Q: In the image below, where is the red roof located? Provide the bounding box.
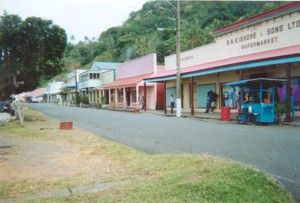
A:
[146,45,300,80]
[26,88,46,97]
[216,2,300,34]
[104,73,152,89]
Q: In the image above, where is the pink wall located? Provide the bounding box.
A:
[116,53,157,80]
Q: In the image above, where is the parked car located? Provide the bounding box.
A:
[31,97,43,103]
[0,100,15,116]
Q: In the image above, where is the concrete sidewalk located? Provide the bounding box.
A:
[144,109,300,126]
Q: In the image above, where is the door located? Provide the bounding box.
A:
[166,87,176,107]
[196,84,216,108]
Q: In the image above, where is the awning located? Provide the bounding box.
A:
[225,78,287,87]
[103,73,152,89]
[63,85,77,89]
[145,45,300,82]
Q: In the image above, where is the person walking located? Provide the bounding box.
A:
[170,94,175,113]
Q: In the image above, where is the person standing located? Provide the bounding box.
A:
[210,91,217,112]
[170,94,175,113]
[205,91,212,113]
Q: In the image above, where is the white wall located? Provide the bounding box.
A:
[46,81,64,94]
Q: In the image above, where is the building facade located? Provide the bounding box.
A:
[85,62,119,106]
[145,2,300,117]
[104,54,164,110]
[62,69,86,104]
[46,81,64,103]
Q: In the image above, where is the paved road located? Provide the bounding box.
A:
[29,103,300,201]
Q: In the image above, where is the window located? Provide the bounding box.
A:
[220,84,240,108]
[166,87,176,107]
[277,77,300,111]
[196,84,216,108]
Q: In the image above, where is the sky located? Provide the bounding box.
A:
[0,0,148,42]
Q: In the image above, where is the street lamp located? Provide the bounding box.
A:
[158,0,181,117]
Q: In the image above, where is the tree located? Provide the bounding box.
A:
[0,13,67,98]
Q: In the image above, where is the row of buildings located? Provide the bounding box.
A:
[44,54,164,110]
[26,3,300,116]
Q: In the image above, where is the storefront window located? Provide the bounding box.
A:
[196,84,216,108]
[220,84,240,108]
[277,77,300,111]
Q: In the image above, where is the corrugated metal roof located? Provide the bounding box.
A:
[91,62,120,71]
[145,45,300,81]
[25,88,46,97]
[215,2,300,36]
[103,73,152,89]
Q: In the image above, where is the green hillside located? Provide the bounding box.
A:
[63,1,288,72]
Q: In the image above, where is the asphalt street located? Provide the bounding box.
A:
[29,103,300,201]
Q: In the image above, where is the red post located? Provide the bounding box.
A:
[239,69,244,80]
[164,81,167,114]
[190,77,194,116]
[286,63,292,122]
[144,82,147,111]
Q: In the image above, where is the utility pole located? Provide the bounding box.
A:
[175,0,181,117]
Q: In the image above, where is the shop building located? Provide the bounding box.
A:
[85,62,119,107]
[45,81,64,103]
[145,2,300,117]
[104,54,164,110]
[62,69,86,104]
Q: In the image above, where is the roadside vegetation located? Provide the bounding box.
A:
[0,108,294,202]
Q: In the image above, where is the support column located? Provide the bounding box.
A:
[102,90,105,104]
[123,87,126,109]
[190,77,194,116]
[239,70,244,106]
[164,81,167,114]
[144,82,147,111]
[108,89,111,108]
[239,69,244,80]
[114,88,118,109]
[88,89,91,104]
[136,85,139,108]
[286,63,292,122]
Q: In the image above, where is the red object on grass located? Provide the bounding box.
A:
[59,122,73,130]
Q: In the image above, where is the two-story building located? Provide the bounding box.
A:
[78,62,119,106]
[103,54,164,110]
[145,2,300,117]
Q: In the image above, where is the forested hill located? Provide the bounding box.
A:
[63,1,287,72]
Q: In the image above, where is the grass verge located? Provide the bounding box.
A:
[0,108,295,202]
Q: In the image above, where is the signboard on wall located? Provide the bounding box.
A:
[165,11,300,71]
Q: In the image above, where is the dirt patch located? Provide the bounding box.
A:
[0,120,120,184]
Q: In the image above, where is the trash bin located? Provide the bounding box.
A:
[221,107,231,121]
